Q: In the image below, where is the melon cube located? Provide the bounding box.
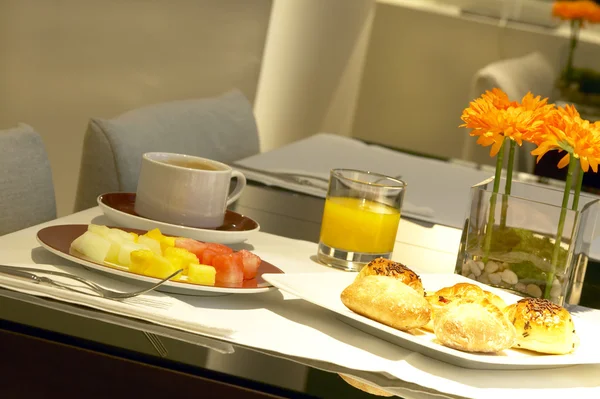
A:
[118,242,150,266]
[110,228,135,242]
[88,224,111,237]
[103,229,133,264]
[71,231,111,263]
[138,235,162,256]
[187,264,216,286]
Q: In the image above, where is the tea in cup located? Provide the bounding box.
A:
[134,152,246,228]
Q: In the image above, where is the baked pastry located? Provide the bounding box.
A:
[434,283,507,310]
[422,283,507,332]
[341,275,432,331]
[433,297,516,353]
[357,258,424,295]
[503,298,579,354]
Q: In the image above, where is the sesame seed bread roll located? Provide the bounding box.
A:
[357,258,424,295]
[341,275,432,331]
[503,298,579,355]
[433,297,517,353]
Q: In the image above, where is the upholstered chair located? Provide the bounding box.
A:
[74,89,260,211]
[0,124,57,235]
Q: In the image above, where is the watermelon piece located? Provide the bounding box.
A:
[212,253,244,285]
[238,249,261,280]
[201,249,218,265]
[201,244,233,265]
[175,238,208,260]
[205,243,233,255]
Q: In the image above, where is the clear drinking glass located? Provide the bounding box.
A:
[317,169,406,271]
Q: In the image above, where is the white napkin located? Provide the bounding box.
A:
[0,262,235,339]
[235,133,495,227]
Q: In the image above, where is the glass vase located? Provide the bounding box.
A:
[455,177,600,306]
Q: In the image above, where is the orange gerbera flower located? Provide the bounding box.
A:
[553,1,600,23]
[531,105,600,172]
[460,89,553,157]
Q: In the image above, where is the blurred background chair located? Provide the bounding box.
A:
[0,124,56,235]
[461,52,556,174]
[74,89,261,211]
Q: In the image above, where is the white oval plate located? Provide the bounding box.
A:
[37,224,282,296]
[262,272,600,370]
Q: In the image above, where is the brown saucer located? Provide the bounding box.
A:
[99,192,258,231]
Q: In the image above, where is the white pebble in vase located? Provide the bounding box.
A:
[515,282,527,292]
[468,273,476,280]
[478,272,490,284]
[485,261,499,274]
[501,269,518,285]
[471,265,482,277]
[550,283,562,298]
[461,262,471,276]
[526,284,543,298]
[475,261,485,271]
[489,272,502,285]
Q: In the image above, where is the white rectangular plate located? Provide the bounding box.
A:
[262,272,600,370]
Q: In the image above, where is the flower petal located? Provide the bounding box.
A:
[558,153,571,169]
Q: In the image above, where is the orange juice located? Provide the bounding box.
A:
[319,197,401,253]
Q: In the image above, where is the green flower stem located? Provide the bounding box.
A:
[572,168,584,211]
[545,156,577,299]
[482,138,506,263]
[500,139,516,228]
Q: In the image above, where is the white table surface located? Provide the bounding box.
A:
[2,207,597,399]
[0,207,462,399]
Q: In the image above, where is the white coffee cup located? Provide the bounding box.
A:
[134,152,246,228]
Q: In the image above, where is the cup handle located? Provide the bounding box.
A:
[226,170,247,205]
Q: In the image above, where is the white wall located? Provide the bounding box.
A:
[0,0,272,216]
[254,0,375,151]
[350,2,600,161]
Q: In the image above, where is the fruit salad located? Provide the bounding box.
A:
[70,224,262,287]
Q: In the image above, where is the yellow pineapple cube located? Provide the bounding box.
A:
[160,235,176,252]
[187,264,216,286]
[143,228,176,253]
[129,249,155,275]
[164,247,199,274]
[144,254,180,280]
[145,228,163,241]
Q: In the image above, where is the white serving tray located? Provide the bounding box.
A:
[262,272,600,370]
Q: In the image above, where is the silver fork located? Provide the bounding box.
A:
[0,266,183,300]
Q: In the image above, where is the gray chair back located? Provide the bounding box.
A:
[74,89,260,211]
[0,124,57,235]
